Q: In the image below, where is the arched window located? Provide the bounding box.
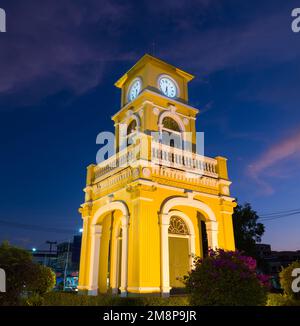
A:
[162,117,181,132]
[127,119,137,135]
[126,119,137,147]
[161,117,182,149]
[168,216,189,235]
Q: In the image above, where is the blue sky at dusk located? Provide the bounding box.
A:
[0,0,300,251]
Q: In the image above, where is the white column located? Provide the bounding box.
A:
[88,224,102,295]
[119,215,129,297]
[111,224,119,295]
[160,213,171,297]
[206,221,218,250]
[78,216,89,291]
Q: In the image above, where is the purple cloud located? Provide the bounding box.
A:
[247,129,300,194]
[0,0,134,104]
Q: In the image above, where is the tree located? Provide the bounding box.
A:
[0,242,55,305]
[233,203,265,259]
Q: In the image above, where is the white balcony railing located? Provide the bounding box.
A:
[94,141,218,181]
[151,142,218,178]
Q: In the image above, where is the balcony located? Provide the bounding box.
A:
[93,138,219,182]
[86,137,232,198]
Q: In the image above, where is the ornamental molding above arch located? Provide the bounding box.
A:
[167,210,195,236]
[91,201,129,226]
[160,196,217,222]
[123,113,141,132]
[158,110,185,132]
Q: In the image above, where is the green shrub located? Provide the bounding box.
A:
[183,249,267,306]
[21,293,45,306]
[40,292,189,306]
[28,265,56,295]
[266,293,300,306]
[279,261,300,300]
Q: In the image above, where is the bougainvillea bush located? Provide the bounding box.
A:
[183,249,269,306]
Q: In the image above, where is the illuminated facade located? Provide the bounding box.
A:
[78,54,236,296]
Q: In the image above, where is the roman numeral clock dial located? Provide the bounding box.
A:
[128,78,142,102]
[159,76,177,98]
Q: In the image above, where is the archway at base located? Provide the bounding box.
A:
[168,212,192,291]
[88,201,129,296]
[160,197,218,296]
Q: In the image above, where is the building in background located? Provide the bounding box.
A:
[31,249,57,269]
[56,235,81,273]
[256,243,300,290]
[31,234,82,291]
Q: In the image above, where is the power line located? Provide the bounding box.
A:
[259,208,300,217]
[258,211,300,222]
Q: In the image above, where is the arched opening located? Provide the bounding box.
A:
[87,201,129,296]
[162,117,181,132]
[127,119,137,135]
[168,215,190,293]
[160,197,218,296]
[200,220,209,257]
[98,213,113,293]
[127,119,138,147]
[161,117,182,149]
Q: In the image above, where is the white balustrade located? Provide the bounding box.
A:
[94,140,218,182]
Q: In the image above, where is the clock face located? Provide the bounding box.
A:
[128,78,142,102]
[159,77,177,98]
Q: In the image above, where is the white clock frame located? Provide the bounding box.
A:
[127,77,142,102]
[157,74,179,99]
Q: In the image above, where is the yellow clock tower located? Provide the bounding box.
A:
[78,54,236,296]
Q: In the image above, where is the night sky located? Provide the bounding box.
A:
[0,0,300,251]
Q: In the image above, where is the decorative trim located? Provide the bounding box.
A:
[91,201,129,225]
[142,167,151,178]
[141,180,235,201]
[158,110,185,132]
[153,107,160,115]
[161,197,217,222]
[126,109,133,117]
[132,197,154,202]
[220,211,233,215]
[167,210,195,236]
[127,287,161,292]
[111,91,198,122]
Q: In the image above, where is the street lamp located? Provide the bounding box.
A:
[32,248,37,252]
